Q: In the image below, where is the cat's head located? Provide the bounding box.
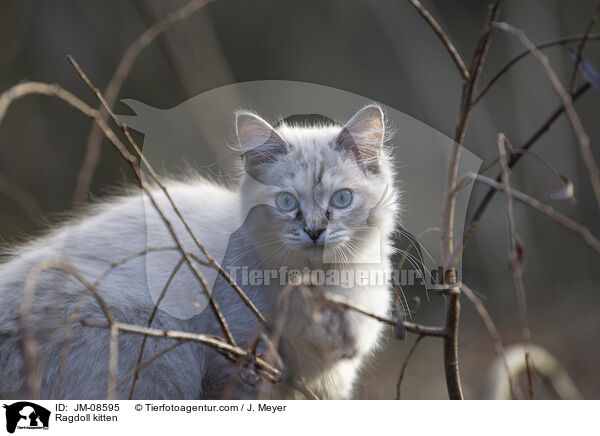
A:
[236,105,398,266]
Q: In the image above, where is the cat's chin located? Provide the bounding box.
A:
[301,243,325,251]
[287,242,326,260]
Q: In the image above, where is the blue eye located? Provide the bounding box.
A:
[276,192,298,211]
[331,189,352,208]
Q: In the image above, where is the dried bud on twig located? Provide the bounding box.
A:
[394,309,406,340]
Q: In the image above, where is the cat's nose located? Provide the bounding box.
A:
[304,227,325,242]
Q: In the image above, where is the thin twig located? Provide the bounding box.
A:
[116,340,186,392]
[495,22,600,209]
[442,270,463,400]
[67,56,238,346]
[81,320,281,382]
[107,324,119,400]
[68,56,270,332]
[461,283,522,399]
[290,378,320,400]
[497,134,529,334]
[322,293,447,337]
[53,246,178,398]
[439,0,503,401]
[443,0,502,262]
[472,33,600,106]
[73,0,215,206]
[497,133,532,397]
[0,78,277,392]
[0,82,97,124]
[395,334,425,400]
[469,173,600,253]
[525,351,535,399]
[20,259,117,398]
[406,0,469,81]
[393,226,440,317]
[569,3,600,94]
[460,83,591,260]
[447,139,573,204]
[129,257,186,399]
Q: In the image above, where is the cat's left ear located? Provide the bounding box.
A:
[236,112,288,164]
[334,105,384,173]
[236,111,289,182]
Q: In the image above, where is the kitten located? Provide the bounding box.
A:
[0,104,398,399]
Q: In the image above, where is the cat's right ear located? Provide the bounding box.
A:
[236,112,289,176]
[334,105,385,174]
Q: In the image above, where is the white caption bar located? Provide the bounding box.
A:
[0,400,596,435]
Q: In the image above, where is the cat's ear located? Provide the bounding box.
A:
[334,105,384,173]
[236,112,289,174]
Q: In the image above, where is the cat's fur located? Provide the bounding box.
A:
[0,105,398,399]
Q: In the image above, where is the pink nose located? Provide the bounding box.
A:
[304,227,325,242]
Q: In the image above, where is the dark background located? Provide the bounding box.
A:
[1,0,599,398]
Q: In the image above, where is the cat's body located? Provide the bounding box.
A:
[0,105,398,399]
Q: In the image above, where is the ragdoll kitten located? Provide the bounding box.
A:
[0,104,398,399]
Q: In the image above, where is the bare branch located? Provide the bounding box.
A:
[442,271,463,400]
[460,83,591,258]
[497,134,530,335]
[395,334,425,400]
[116,340,185,392]
[442,0,502,263]
[289,378,320,400]
[472,33,600,106]
[21,259,117,398]
[497,133,532,397]
[525,351,535,399]
[67,55,270,333]
[81,320,281,382]
[73,0,216,206]
[54,246,178,398]
[461,283,522,399]
[0,81,243,352]
[494,22,600,208]
[322,293,448,338]
[0,82,97,124]
[569,3,600,94]
[107,324,119,400]
[0,76,277,393]
[129,257,186,399]
[67,56,239,345]
[470,173,600,253]
[406,0,469,81]
[439,0,503,401]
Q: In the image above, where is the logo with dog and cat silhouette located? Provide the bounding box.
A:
[2,402,50,434]
[117,82,481,320]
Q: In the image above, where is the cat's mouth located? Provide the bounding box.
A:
[291,235,346,249]
[281,233,347,255]
[297,243,326,261]
[284,238,327,252]
[302,241,325,250]
[297,238,346,254]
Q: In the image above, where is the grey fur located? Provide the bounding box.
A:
[0,105,398,399]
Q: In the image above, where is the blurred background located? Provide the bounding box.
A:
[0,0,598,399]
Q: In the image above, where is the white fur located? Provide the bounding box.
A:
[0,105,399,399]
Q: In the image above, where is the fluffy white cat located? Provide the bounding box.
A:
[0,104,398,399]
